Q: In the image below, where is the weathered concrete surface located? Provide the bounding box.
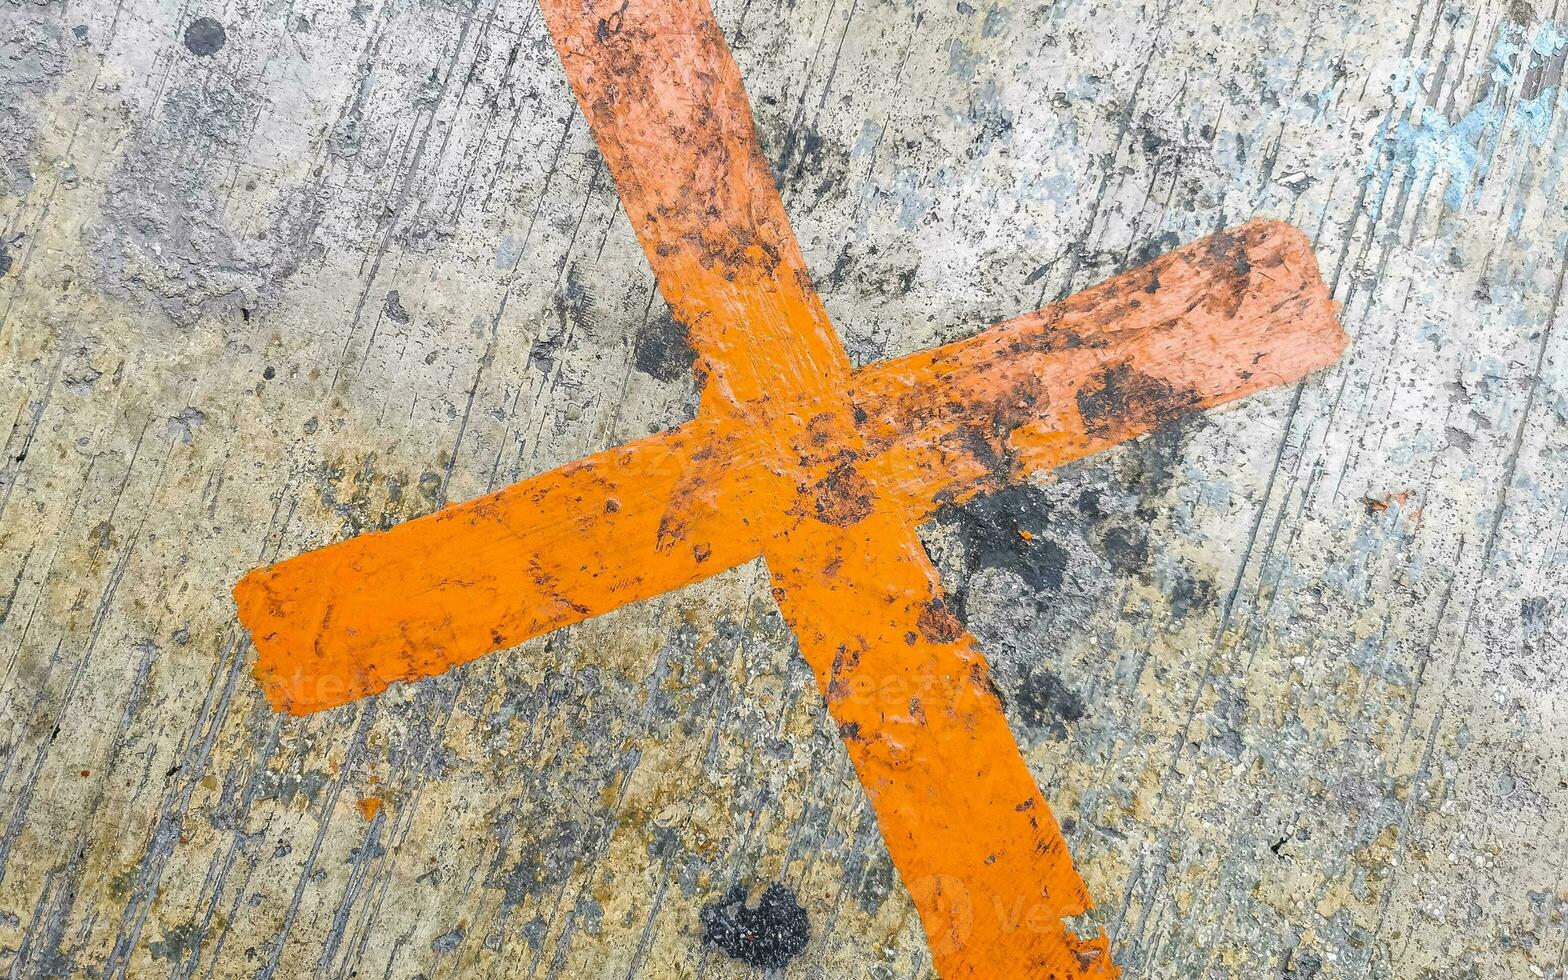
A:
[1,0,1565,977]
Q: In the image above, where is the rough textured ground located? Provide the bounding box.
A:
[2,0,1566,977]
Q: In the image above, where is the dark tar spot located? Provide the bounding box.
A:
[384,290,411,324]
[935,484,1069,612]
[1169,568,1216,620]
[1014,667,1085,737]
[183,17,227,56]
[701,883,810,969]
[1522,595,1549,630]
[633,309,696,383]
[1284,950,1324,980]
[1098,525,1148,577]
[1129,230,1180,270]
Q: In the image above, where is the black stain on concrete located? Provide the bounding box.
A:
[147,921,197,961]
[183,17,226,56]
[1283,949,1324,980]
[0,239,11,276]
[937,409,1220,600]
[1076,417,1208,583]
[528,330,565,377]
[700,883,810,969]
[633,308,696,383]
[1098,524,1149,576]
[935,484,1069,612]
[1072,485,1150,580]
[1014,667,1086,738]
[384,290,411,324]
[1128,230,1179,269]
[1170,567,1217,621]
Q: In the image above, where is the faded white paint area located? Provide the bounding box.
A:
[1,0,1566,977]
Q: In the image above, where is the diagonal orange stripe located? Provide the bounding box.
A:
[766,511,1115,977]
[857,220,1343,514]
[237,418,766,712]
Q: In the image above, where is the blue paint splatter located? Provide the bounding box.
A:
[1371,20,1567,214]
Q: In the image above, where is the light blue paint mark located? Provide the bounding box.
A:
[947,37,979,82]
[494,234,521,270]
[1068,73,1103,103]
[851,120,883,159]
[889,169,933,230]
[1214,131,1247,182]
[1386,429,1436,465]
[1349,630,1414,687]
[1036,171,1077,208]
[981,6,1009,39]
[1371,21,1566,215]
[1319,551,1366,603]
[1308,86,1336,119]
[1516,89,1558,148]
[1532,20,1568,56]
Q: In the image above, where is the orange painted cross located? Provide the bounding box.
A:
[234,1,1347,975]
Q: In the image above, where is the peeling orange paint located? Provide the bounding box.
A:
[232,0,1348,975]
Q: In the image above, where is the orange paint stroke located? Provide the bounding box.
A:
[232,0,1349,974]
[238,223,1340,716]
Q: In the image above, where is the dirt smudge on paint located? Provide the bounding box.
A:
[1075,363,1201,440]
